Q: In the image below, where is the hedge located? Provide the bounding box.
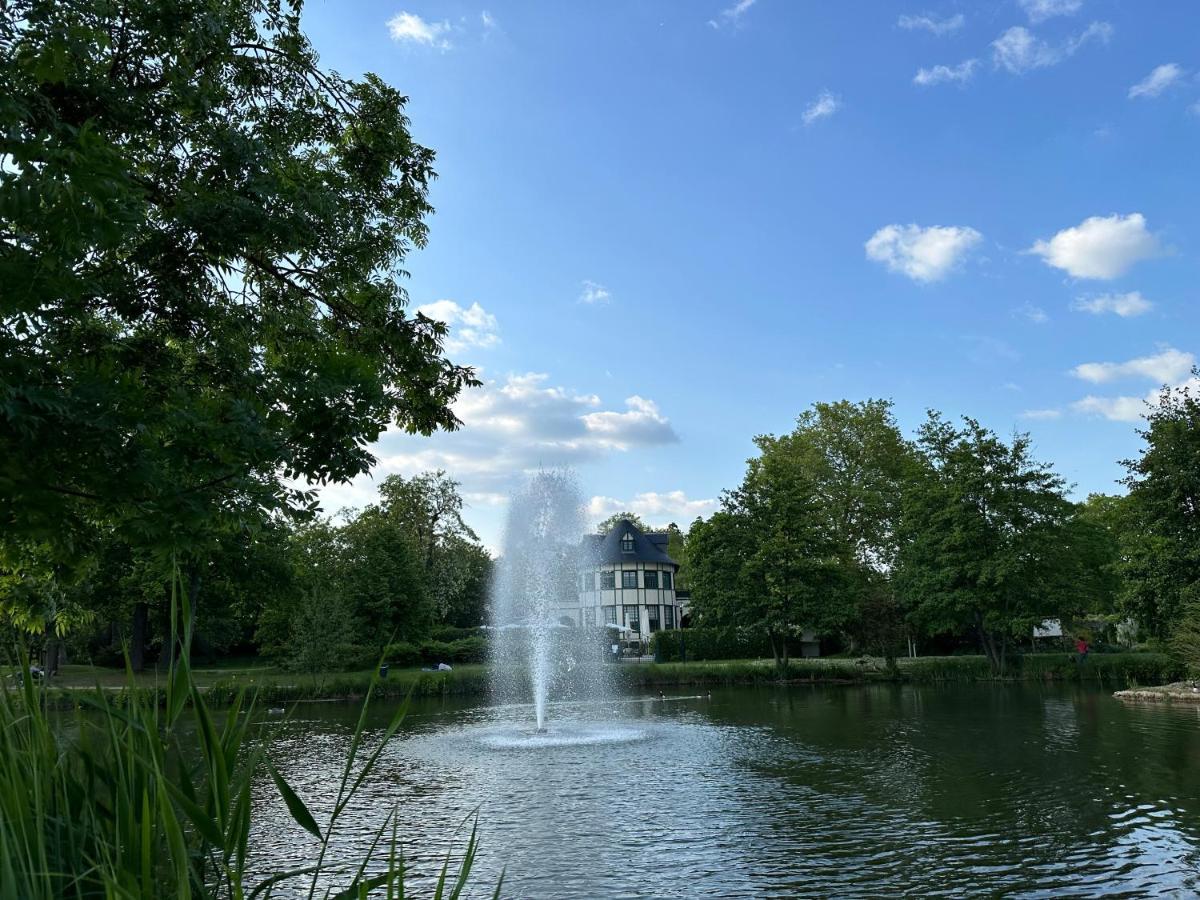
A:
[649,627,808,662]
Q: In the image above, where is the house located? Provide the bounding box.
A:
[564,519,683,638]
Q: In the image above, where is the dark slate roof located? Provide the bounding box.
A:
[583,519,678,568]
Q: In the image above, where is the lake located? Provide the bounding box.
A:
[248,683,1200,897]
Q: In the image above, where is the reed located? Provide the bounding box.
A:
[0,575,495,899]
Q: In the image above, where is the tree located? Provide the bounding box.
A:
[376,471,490,626]
[895,414,1082,674]
[788,400,917,662]
[595,512,651,535]
[0,0,476,596]
[688,430,850,670]
[1119,376,1200,641]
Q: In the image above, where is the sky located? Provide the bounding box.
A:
[299,0,1200,551]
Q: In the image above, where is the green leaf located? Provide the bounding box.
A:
[267,761,323,842]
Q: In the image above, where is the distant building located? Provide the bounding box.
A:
[565,518,682,637]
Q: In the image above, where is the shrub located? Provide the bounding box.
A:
[650,628,807,662]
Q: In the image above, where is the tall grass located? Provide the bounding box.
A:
[0,576,496,899]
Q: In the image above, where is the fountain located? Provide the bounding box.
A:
[488,470,610,733]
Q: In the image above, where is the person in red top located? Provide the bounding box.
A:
[1075,637,1089,663]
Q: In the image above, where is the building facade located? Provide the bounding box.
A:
[563,519,682,638]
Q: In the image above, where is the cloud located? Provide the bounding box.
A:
[864,223,982,282]
[387,11,451,48]
[914,59,978,86]
[802,90,840,126]
[587,491,718,526]
[1021,408,1063,420]
[1128,63,1185,99]
[480,10,497,30]
[378,372,677,484]
[579,280,610,305]
[898,12,965,35]
[708,0,756,29]
[1070,347,1194,385]
[1017,303,1049,324]
[1073,376,1200,422]
[991,22,1112,74]
[415,300,500,354]
[1029,213,1161,279]
[1070,291,1153,317]
[1068,348,1197,422]
[1019,0,1082,23]
[580,396,679,450]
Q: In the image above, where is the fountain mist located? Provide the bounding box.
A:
[489,471,607,730]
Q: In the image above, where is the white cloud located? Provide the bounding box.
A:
[579,280,610,305]
[1071,347,1194,385]
[1128,63,1185,99]
[415,300,500,354]
[1070,291,1153,317]
[387,12,451,48]
[865,223,982,282]
[914,59,978,86]
[393,372,676,477]
[1191,100,1200,118]
[587,491,718,526]
[1017,303,1049,324]
[708,0,756,29]
[1071,394,1145,422]
[802,90,840,126]
[1069,349,1198,422]
[1019,0,1082,23]
[581,396,679,450]
[898,12,965,35]
[1073,376,1200,422]
[991,22,1112,74]
[480,10,497,30]
[1021,408,1063,420]
[1029,213,1161,279]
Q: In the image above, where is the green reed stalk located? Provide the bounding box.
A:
[0,568,494,898]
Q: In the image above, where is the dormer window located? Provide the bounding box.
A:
[620,532,634,553]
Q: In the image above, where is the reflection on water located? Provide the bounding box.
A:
[247,685,1200,897]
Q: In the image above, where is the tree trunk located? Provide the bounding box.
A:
[976,613,1001,674]
[781,634,790,670]
[767,631,781,670]
[130,601,148,673]
[44,631,63,676]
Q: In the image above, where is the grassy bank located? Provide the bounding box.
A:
[20,652,1181,709]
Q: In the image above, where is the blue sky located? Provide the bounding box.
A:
[303,0,1200,549]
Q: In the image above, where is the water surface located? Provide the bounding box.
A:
[249,684,1200,897]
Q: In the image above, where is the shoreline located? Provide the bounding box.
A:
[20,652,1181,710]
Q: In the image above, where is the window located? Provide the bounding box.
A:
[664,605,676,629]
[647,604,661,633]
[662,571,673,590]
[643,570,659,589]
[580,572,593,592]
[621,570,638,589]
[623,605,640,632]
[600,571,616,590]
[604,605,617,625]
[620,532,634,553]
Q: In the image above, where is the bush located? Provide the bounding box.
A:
[385,640,422,668]
[650,628,807,662]
[429,624,485,643]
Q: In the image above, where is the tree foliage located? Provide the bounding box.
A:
[895,414,1084,673]
[0,0,476,568]
[1119,376,1200,641]
[595,512,650,535]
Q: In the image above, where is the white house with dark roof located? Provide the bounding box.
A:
[566,518,682,637]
